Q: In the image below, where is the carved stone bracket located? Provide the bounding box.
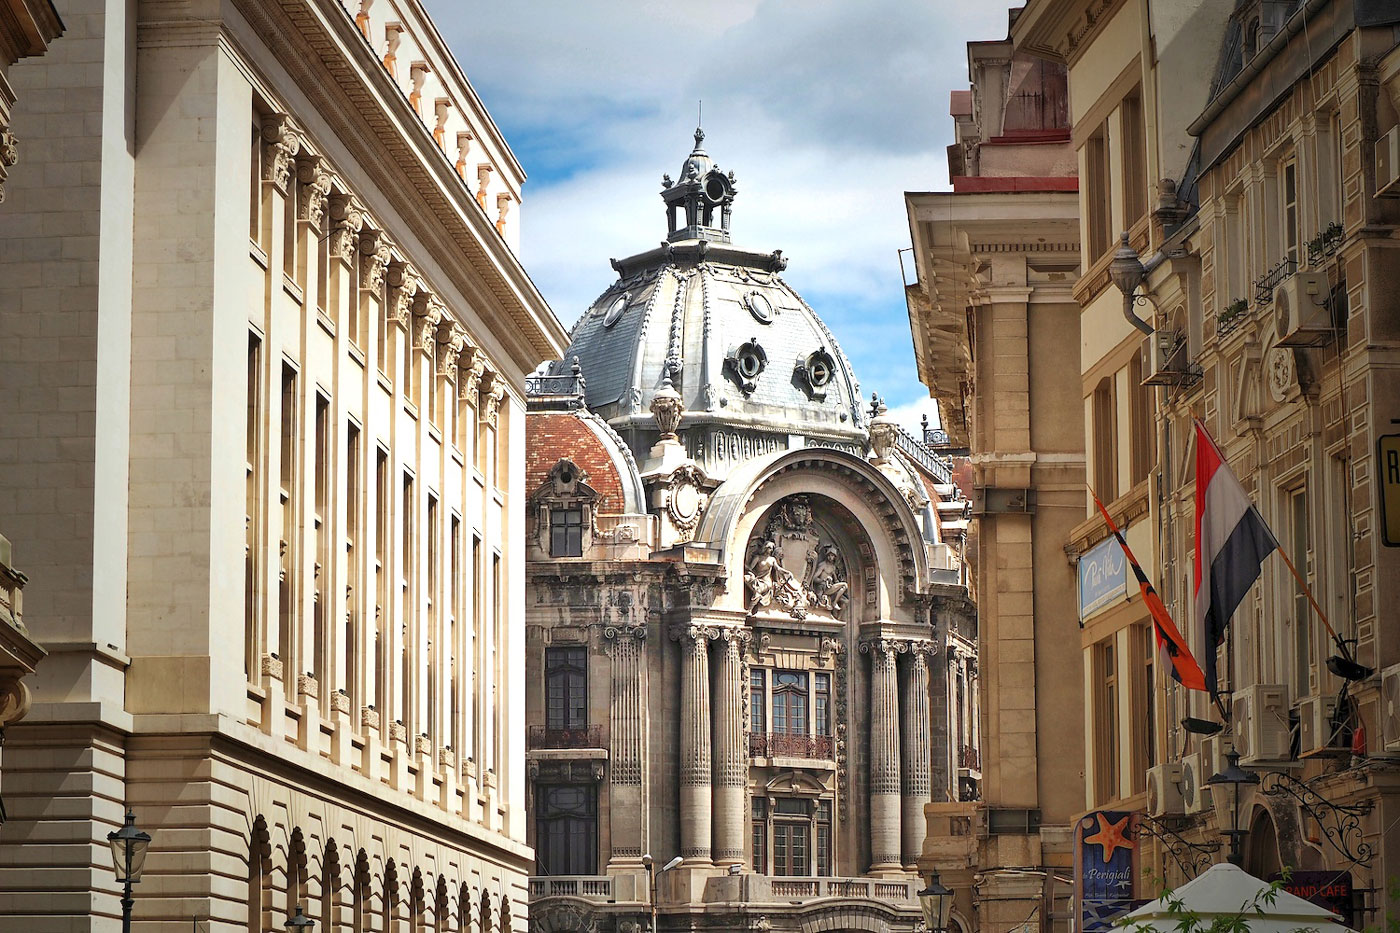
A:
[358,229,392,291]
[295,154,332,230]
[386,261,420,328]
[481,369,507,427]
[262,114,302,192]
[458,345,486,400]
[413,293,445,353]
[437,321,467,376]
[328,193,364,263]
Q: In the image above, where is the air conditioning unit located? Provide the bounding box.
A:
[1146,761,1184,817]
[1377,126,1400,197]
[1272,272,1332,347]
[1382,663,1400,753]
[1233,683,1293,765]
[1140,331,1190,387]
[1298,694,1342,757]
[1180,752,1210,814]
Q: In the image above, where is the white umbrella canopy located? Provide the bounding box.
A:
[1119,863,1355,933]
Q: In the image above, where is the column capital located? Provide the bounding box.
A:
[669,622,718,644]
[602,622,647,646]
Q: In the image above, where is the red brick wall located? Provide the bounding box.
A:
[524,412,627,514]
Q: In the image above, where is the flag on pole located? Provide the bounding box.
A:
[1090,488,1207,692]
[1194,418,1280,697]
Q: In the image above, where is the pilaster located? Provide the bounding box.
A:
[711,626,749,867]
[901,642,935,868]
[674,624,715,865]
[863,637,904,873]
[605,623,647,867]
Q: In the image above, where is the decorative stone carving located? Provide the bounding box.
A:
[358,229,392,291]
[458,345,486,399]
[868,394,897,463]
[360,705,381,729]
[744,539,807,617]
[296,155,332,229]
[0,675,33,729]
[328,193,364,262]
[262,114,302,192]
[413,294,445,353]
[261,653,284,680]
[0,130,17,204]
[298,673,319,699]
[1267,345,1298,403]
[455,131,474,180]
[386,261,420,328]
[437,321,468,376]
[794,347,837,401]
[807,543,849,612]
[745,495,851,619]
[482,370,507,427]
[650,375,683,439]
[724,338,767,395]
[476,163,493,209]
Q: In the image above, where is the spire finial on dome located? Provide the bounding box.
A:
[662,119,736,243]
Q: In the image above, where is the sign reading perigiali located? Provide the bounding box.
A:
[1075,810,1143,933]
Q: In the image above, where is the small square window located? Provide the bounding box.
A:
[550,507,585,557]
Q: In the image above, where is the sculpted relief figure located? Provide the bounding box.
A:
[806,543,849,612]
[744,539,805,615]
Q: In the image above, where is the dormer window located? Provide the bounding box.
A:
[532,458,598,558]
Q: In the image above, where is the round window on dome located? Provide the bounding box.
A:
[744,290,774,325]
[602,292,631,328]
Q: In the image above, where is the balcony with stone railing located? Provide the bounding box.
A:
[529,876,614,900]
[756,876,918,904]
[749,732,835,760]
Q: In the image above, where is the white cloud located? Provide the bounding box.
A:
[428,0,1015,408]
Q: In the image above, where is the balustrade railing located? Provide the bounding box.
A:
[749,732,835,760]
[770,878,916,902]
[528,876,613,899]
[526,724,603,750]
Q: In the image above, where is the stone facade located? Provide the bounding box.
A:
[523,141,976,933]
[0,0,61,204]
[905,17,1083,933]
[0,0,564,928]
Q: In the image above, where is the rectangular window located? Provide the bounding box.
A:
[816,799,832,877]
[814,672,831,737]
[1129,625,1152,794]
[545,646,588,731]
[345,423,361,707]
[401,471,414,734]
[1094,640,1120,803]
[1121,92,1146,226]
[535,784,598,876]
[315,219,329,316]
[491,552,502,771]
[373,448,389,719]
[1085,124,1112,260]
[450,515,461,754]
[427,493,439,741]
[773,799,811,876]
[245,334,263,680]
[751,797,768,873]
[750,668,767,735]
[1128,358,1153,486]
[1282,158,1299,263]
[456,386,473,456]
[772,671,808,736]
[283,172,298,281]
[1289,486,1311,693]
[278,364,298,682]
[313,395,330,686]
[549,508,584,557]
[472,534,482,766]
[1092,378,1117,501]
[250,122,264,246]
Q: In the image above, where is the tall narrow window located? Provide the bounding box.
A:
[245,334,263,680]
[450,515,462,756]
[1084,124,1112,259]
[1092,378,1117,501]
[815,799,833,877]
[1121,93,1146,226]
[316,220,330,317]
[278,364,299,687]
[456,383,473,455]
[313,394,329,686]
[345,424,361,709]
[1094,640,1119,803]
[1282,158,1299,264]
[1128,358,1153,486]
[772,671,808,736]
[814,672,831,737]
[471,535,482,767]
[545,647,588,732]
[750,797,768,873]
[401,472,414,735]
[1288,486,1311,694]
[750,669,767,735]
[250,122,264,246]
[772,799,810,876]
[426,494,439,742]
[491,553,502,772]
[373,448,389,721]
[283,172,298,281]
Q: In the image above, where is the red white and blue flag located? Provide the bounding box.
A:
[1194,419,1279,697]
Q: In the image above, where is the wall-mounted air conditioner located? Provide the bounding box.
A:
[1233,683,1292,765]
[1273,272,1332,347]
[1180,752,1210,814]
[1140,331,1191,387]
[1382,663,1400,754]
[1298,694,1341,757]
[1146,761,1184,817]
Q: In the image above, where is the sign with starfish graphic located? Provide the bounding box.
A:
[1075,810,1141,933]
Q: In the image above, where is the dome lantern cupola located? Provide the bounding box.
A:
[660,126,737,243]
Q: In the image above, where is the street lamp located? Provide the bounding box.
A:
[642,853,683,933]
[285,904,316,930]
[918,870,953,933]
[1206,748,1260,866]
[106,809,151,933]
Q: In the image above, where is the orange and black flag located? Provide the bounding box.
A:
[1090,487,1208,693]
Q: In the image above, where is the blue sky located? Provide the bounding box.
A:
[423,1,1014,431]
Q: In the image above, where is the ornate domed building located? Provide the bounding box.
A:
[523,131,978,933]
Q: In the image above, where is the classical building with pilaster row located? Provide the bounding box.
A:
[523,134,977,933]
[0,0,565,928]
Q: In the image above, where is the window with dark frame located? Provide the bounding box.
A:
[545,646,588,732]
[535,784,597,876]
[772,671,808,736]
[549,507,585,557]
[814,672,831,737]
[772,798,811,876]
[816,799,833,877]
[750,797,767,873]
[750,668,766,734]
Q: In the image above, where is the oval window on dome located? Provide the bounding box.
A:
[744,291,774,325]
[602,292,631,328]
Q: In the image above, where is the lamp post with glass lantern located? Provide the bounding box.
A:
[918,870,953,933]
[106,809,151,933]
[1206,748,1260,866]
[285,904,316,930]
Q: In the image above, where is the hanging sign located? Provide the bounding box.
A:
[1078,531,1130,620]
[1075,810,1140,932]
[1270,870,1354,928]
[1380,434,1400,547]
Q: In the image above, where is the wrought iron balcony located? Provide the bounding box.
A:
[526,724,603,750]
[749,732,835,760]
[958,744,981,771]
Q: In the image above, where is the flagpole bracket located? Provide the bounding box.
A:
[1137,814,1220,879]
[1260,770,1374,867]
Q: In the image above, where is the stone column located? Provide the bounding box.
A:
[864,638,903,873]
[677,625,713,864]
[902,643,934,868]
[712,628,748,867]
[606,623,647,867]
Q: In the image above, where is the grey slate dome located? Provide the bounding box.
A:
[550,131,867,479]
